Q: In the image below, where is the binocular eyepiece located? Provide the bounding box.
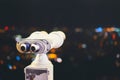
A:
[20,42,44,53]
[20,43,30,52]
[17,39,51,54]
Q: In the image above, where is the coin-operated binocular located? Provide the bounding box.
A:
[16,31,66,80]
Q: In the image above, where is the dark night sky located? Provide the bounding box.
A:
[0,0,120,27]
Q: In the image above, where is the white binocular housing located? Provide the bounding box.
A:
[16,31,66,54]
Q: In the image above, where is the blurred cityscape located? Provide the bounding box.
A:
[0,25,120,80]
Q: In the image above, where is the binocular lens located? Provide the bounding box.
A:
[20,43,30,52]
[21,46,25,51]
[31,44,40,52]
[31,46,35,51]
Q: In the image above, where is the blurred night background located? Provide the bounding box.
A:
[0,0,120,80]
